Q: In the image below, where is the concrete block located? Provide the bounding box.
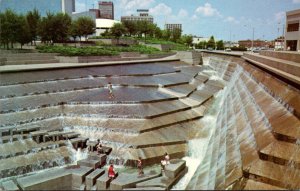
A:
[176,51,203,65]
[136,167,188,190]
[96,170,111,190]
[164,159,186,179]
[110,170,161,190]
[71,166,94,189]
[123,187,166,190]
[86,169,105,190]
[77,159,101,169]
[2,180,19,191]
[88,153,107,166]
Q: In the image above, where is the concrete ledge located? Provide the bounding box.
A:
[17,168,71,190]
[164,159,186,179]
[71,166,94,189]
[0,58,180,73]
[96,170,111,190]
[2,180,20,191]
[136,167,188,190]
[110,170,161,190]
[176,51,203,65]
[123,187,166,190]
[260,50,300,63]
[242,56,300,85]
[86,169,105,190]
[200,50,244,57]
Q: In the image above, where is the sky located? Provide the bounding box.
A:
[76,0,300,41]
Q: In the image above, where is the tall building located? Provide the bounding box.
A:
[165,24,182,31]
[121,9,154,23]
[99,1,114,20]
[0,0,75,15]
[285,9,300,51]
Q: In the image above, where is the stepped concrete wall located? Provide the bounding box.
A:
[188,51,300,190]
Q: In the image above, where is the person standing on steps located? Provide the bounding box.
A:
[164,152,170,165]
[96,139,103,154]
[108,82,114,99]
[137,157,144,177]
[108,164,116,180]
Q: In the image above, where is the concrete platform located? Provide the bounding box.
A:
[71,166,94,189]
[86,169,105,190]
[136,167,188,190]
[110,170,161,190]
[2,180,20,191]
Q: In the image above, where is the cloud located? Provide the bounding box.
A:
[120,0,155,10]
[195,3,221,17]
[293,0,300,3]
[149,3,172,16]
[191,14,198,20]
[224,16,240,24]
[178,9,188,18]
[275,11,285,23]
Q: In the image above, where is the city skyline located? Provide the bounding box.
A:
[76,0,300,41]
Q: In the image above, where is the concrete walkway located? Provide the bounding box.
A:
[0,57,180,73]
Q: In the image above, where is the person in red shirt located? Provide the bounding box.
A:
[108,164,116,179]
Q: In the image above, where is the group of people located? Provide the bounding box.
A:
[95,137,171,180]
[105,152,170,180]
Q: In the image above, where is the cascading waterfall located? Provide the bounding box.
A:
[172,59,229,190]
[175,57,269,189]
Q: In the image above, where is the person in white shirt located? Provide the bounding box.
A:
[108,82,114,99]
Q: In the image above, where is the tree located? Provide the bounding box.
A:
[196,41,207,49]
[162,29,171,40]
[110,23,127,44]
[16,15,31,49]
[216,40,224,50]
[38,12,71,44]
[181,35,193,47]
[136,21,155,41]
[123,20,137,36]
[154,26,162,39]
[207,36,216,49]
[75,16,95,41]
[171,28,182,42]
[0,9,20,49]
[69,20,79,41]
[53,13,72,42]
[26,9,41,45]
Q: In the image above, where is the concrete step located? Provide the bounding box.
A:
[259,50,300,63]
[0,146,74,178]
[240,74,300,142]
[260,141,300,168]
[1,180,20,191]
[244,179,284,190]
[72,166,94,189]
[77,158,101,169]
[86,169,105,190]
[248,159,300,189]
[5,56,57,61]
[88,153,107,166]
[164,159,186,179]
[1,53,57,58]
[242,53,300,85]
[96,170,111,190]
[136,167,188,190]
[110,169,161,190]
[6,59,59,65]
